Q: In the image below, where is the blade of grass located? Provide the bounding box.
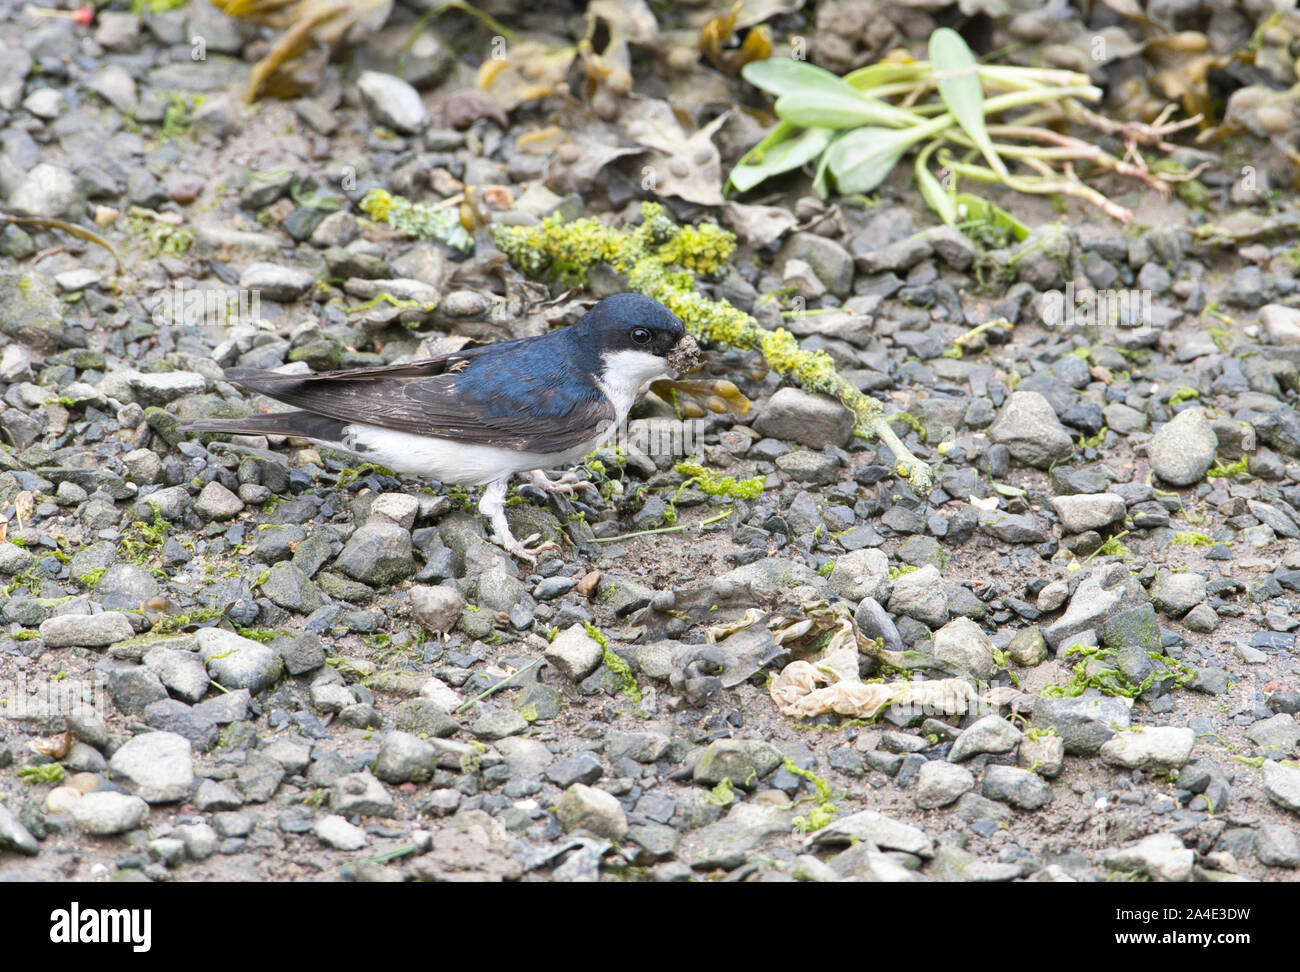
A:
[590,524,687,542]
[812,133,838,199]
[952,193,1030,241]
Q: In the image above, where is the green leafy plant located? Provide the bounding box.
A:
[1041,645,1194,699]
[18,764,65,785]
[1206,455,1249,480]
[359,189,473,253]
[730,28,1200,224]
[1084,531,1132,562]
[1078,426,1109,448]
[991,648,1020,688]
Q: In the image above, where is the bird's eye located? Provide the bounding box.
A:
[631,327,651,345]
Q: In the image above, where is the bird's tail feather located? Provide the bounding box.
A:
[179,410,348,441]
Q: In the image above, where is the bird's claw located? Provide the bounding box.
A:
[498,532,560,564]
[527,470,599,497]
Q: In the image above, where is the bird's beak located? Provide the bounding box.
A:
[667,334,702,376]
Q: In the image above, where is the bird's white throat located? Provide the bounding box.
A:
[595,349,671,419]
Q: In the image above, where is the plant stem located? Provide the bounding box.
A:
[590,524,686,543]
[941,153,1133,222]
[1083,531,1131,564]
[455,659,541,714]
[591,507,733,544]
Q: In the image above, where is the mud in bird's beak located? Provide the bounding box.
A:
[666,334,702,376]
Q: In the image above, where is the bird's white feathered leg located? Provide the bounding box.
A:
[480,476,559,564]
[526,469,599,496]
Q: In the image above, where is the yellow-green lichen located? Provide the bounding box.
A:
[234,626,277,644]
[345,292,437,315]
[334,462,399,489]
[359,188,473,253]
[585,622,641,703]
[673,459,764,501]
[706,777,736,807]
[784,757,836,832]
[149,607,223,635]
[160,92,194,138]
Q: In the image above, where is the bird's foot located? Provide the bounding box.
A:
[527,469,598,497]
[480,476,563,565]
[495,531,560,565]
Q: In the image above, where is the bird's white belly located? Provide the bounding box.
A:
[334,424,615,485]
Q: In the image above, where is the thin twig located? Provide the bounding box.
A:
[952,318,1014,349]
[868,419,933,494]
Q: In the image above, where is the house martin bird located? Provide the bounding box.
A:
[180,293,702,562]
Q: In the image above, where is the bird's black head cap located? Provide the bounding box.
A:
[573,293,687,360]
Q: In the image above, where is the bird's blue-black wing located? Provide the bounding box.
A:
[222,342,614,453]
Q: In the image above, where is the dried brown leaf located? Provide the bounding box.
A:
[722,201,798,248]
[698,1,772,76]
[477,40,575,111]
[13,491,34,529]
[770,642,979,719]
[624,98,728,206]
[211,0,393,102]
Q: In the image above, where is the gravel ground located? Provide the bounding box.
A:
[1,1,1299,884]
